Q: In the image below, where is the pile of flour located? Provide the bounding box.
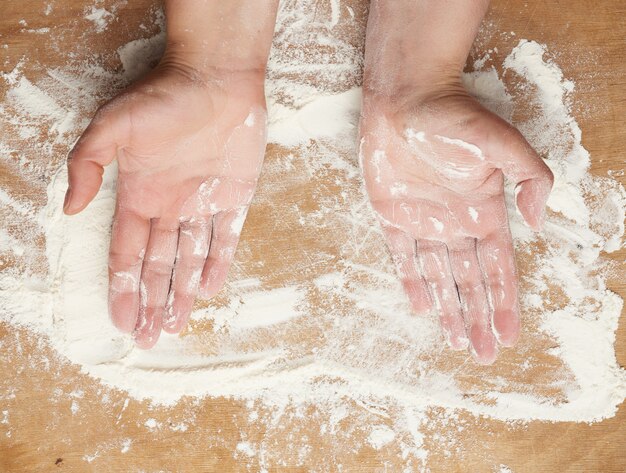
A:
[0,2,625,468]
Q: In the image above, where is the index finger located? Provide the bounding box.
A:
[108,208,150,333]
[476,229,520,347]
[381,225,432,315]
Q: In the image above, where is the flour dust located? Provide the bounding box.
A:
[0,2,625,471]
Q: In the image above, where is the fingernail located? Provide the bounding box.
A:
[63,188,72,213]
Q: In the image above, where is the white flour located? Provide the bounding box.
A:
[85,7,114,33]
[0,2,625,469]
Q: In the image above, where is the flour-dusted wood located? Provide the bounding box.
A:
[0,1,624,471]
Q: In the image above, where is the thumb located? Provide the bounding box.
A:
[515,176,552,231]
[487,125,553,231]
[64,112,119,215]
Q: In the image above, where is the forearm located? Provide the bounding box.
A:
[162,0,280,78]
[363,0,490,98]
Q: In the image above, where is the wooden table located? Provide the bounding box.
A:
[1,1,624,471]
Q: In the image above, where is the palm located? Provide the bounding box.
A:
[115,76,264,218]
[360,94,553,364]
[66,68,267,348]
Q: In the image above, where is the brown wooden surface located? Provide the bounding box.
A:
[0,1,625,472]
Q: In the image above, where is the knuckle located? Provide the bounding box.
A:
[143,260,175,276]
[109,251,143,269]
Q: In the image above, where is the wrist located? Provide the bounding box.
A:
[363,0,488,101]
[155,43,265,96]
[363,67,466,105]
[162,0,278,81]
[157,43,267,88]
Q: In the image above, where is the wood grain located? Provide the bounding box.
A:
[0,1,624,472]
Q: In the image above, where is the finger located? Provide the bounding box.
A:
[516,177,552,231]
[486,125,553,230]
[65,110,121,215]
[134,218,179,349]
[199,207,248,299]
[447,239,497,365]
[163,218,212,334]
[416,239,468,350]
[476,230,520,347]
[381,225,432,315]
[108,209,150,333]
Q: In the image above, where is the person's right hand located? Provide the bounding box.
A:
[63,62,268,348]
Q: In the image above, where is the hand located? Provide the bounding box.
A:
[359,88,553,364]
[64,64,267,348]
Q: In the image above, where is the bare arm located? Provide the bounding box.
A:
[162,0,279,78]
[364,0,489,98]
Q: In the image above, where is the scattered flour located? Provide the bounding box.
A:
[368,425,396,449]
[236,441,256,457]
[0,3,625,471]
[82,452,99,463]
[120,438,132,454]
[6,76,76,137]
[85,7,114,33]
[0,229,25,257]
[144,418,159,430]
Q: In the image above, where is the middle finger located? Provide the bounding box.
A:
[163,217,212,334]
[134,218,179,349]
[448,238,497,364]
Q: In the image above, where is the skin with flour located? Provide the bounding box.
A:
[360,0,553,364]
[63,0,280,348]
